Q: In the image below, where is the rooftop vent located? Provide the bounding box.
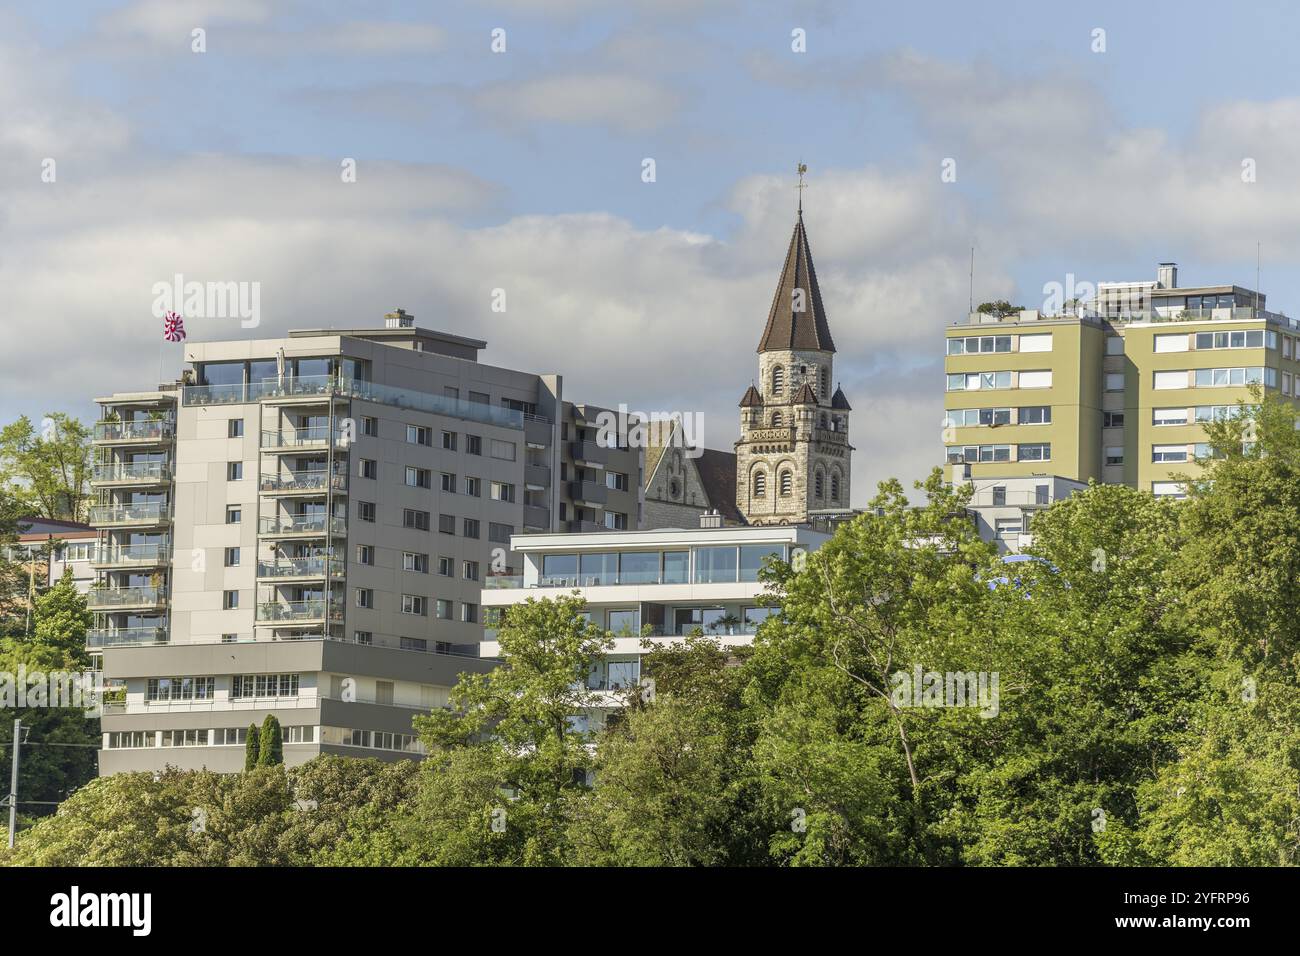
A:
[1157,263,1178,290]
[385,308,415,329]
[699,509,723,529]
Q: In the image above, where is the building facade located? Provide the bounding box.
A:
[6,519,98,595]
[945,263,1300,497]
[90,310,641,773]
[735,211,853,524]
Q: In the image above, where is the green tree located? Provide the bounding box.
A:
[31,568,92,663]
[976,300,1022,318]
[0,414,92,522]
[244,723,260,770]
[258,715,283,767]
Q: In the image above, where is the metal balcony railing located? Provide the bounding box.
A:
[256,599,344,623]
[87,586,167,609]
[92,461,171,483]
[258,514,347,536]
[259,472,347,494]
[94,420,174,442]
[256,557,345,579]
[87,626,168,647]
[92,542,169,565]
[89,502,170,525]
[260,426,349,450]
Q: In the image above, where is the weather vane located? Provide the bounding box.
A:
[796,162,808,213]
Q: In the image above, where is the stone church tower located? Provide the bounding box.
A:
[735,209,853,525]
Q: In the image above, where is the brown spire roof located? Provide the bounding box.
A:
[738,384,764,407]
[831,384,852,410]
[757,213,836,354]
[792,383,818,404]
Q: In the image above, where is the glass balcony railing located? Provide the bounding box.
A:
[94,420,174,442]
[483,574,524,589]
[183,376,537,430]
[256,599,344,623]
[89,502,170,525]
[256,557,345,579]
[258,514,347,536]
[87,586,167,609]
[87,626,168,647]
[261,426,349,450]
[92,542,169,565]
[259,472,347,493]
[92,461,171,483]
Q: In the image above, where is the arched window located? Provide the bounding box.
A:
[771,411,783,427]
[779,471,793,496]
[815,472,824,498]
[830,475,840,502]
[771,366,784,396]
[753,472,766,497]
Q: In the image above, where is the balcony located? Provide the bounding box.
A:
[256,557,345,581]
[91,461,172,485]
[484,574,524,590]
[89,502,170,527]
[570,440,607,468]
[260,427,350,453]
[525,417,553,447]
[524,463,551,489]
[91,542,170,568]
[568,480,607,507]
[259,471,347,495]
[87,626,168,648]
[523,505,550,530]
[93,420,174,444]
[258,514,347,538]
[87,586,168,611]
[568,520,602,533]
[255,599,344,625]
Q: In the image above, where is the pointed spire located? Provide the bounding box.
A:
[757,204,836,354]
[831,383,852,410]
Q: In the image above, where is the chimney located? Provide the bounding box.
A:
[699,509,723,529]
[1157,263,1178,290]
[385,308,415,329]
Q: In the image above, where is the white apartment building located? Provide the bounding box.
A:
[480,522,829,731]
[955,473,1086,553]
[5,518,98,595]
[90,310,642,773]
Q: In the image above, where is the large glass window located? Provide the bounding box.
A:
[739,544,783,582]
[694,547,738,583]
[674,607,728,634]
[743,606,778,632]
[200,362,243,387]
[606,610,639,636]
[662,551,689,584]
[541,554,577,585]
[606,658,640,690]
[579,552,618,586]
[618,551,659,585]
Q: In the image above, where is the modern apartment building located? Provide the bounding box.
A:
[480,522,828,732]
[957,475,1085,554]
[89,310,641,773]
[944,263,1299,497]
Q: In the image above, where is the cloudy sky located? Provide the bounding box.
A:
[6,0,1300,503]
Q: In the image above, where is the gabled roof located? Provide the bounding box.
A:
[738,384,764,407]
[792,383,818,404]
[757,213,836,354]
[831,385,852,410]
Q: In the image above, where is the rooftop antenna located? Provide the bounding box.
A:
[1256,241,1261,318]
[796,162,808,216]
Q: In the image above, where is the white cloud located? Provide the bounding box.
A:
[472,72,683,133]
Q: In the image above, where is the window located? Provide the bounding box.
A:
[604,511,628,530]
[1194,330,1266,350]
[463,560,479,581]
[1017,406,1051,425]
[490,440,516,461]
[436,599,453,620]
[1153,407,1188,426]
[469,391,490,405]
[947,371,1012,391]
[1195,405,1247,423]
[438,514,455,535]
[694,546,739,583]
[226,505,241,524]
[356,544,374,565]
[224,547,240,567]
[438,556,454,577]
[232,674,299,699]
[441,431,457,451]
[1017,443,1051,462]
[606,471,628,492]
[407,425,431,446]
[1105,446,1124,466]
[1193,367,1266,387]
[1105,373,1125,392]
[358,500,376,522]
[463,476,480,497]
[405,466,431,489]
[488,521,512,543]
[402,552,428,573]
[360,416,378,437]
[771,411,784,427]
[830,475,839,501]
[466,435,482,455]
[463,518,480,539]
[947,335,1013,355]
[1034,484,1049,506]
[815,472,824,498]
[147,677,215,702]
[1018,370,1052,389]
[1153,370,1188,390]
[228,419,244,438]
[753,472,766,497]
[995,518,1023,540]
[1152,481,1187,499]
[992,486,1006,506]
[1103,411,1125,428]
[1105,336,1124,356]
[1154,333,1189,353]
[1152,444,1188,463]
[223,590,239,609]
[779,471,792,496]
[355,588,374,608]
[401,594,427,616]
[462,603,478,624]
[490,481,515,502]
[359,458,377,480]
[946,408,1011,427]
[354,630,372,645]
[1018,333,1052,353]
[404,509,430,531]
[227,461,243,481]
[771,366,784,395]
[945,445,1011,463]
[160,729,208,748]
[222,633,237,644]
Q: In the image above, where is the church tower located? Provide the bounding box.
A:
[735,199,853,525]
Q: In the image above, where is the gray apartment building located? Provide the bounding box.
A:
[90,310,641,773]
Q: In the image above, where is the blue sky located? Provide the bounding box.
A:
[5,0,1300,499]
